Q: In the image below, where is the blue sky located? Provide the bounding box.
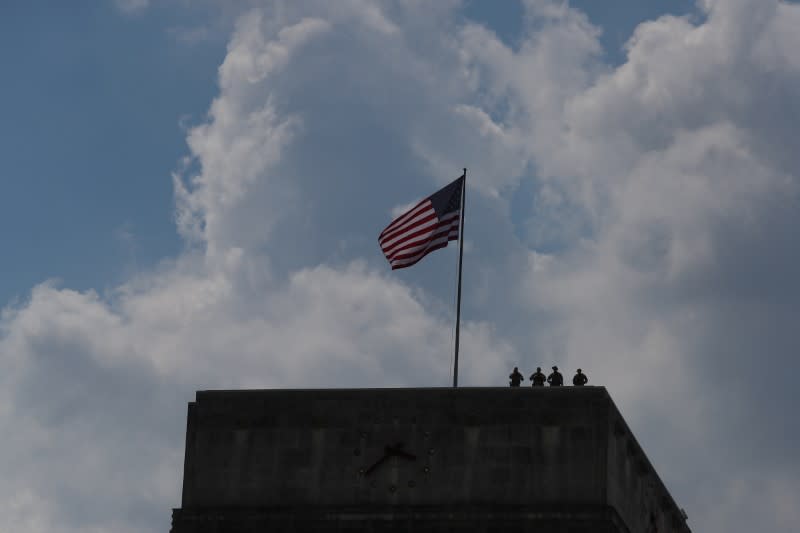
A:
[0,1,221,303]
[1,1,799,532]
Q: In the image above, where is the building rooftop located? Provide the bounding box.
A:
[172,387,690,532]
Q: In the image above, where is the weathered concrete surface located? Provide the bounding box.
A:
[170,387,690,533]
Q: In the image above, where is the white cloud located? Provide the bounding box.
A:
[0,262,511,531]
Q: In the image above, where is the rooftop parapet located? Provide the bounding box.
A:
[172,387,690,533]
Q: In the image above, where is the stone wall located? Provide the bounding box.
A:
[172,387,690,533]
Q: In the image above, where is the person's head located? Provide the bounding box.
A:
[513,366,518,371]
[536,366,541,372]
[552,366,558,371]
[577,368,582,374]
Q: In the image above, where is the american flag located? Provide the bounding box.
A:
[379,175,464,270]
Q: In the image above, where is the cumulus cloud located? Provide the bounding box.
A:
[500,2,800,530]
[2,1,800,532]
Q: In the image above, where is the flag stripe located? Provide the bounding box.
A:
[381,211,459,257]
[379,199,431,238]
[389,224,459,264]
[386,216,460,261]
[390,232,458,268]
[383,212,459,259]
[390,234,457,269]
[382,221,439,256]
[379,208,437,247]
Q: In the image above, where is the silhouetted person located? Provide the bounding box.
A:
[530,367,546,387]
[547,366,563,387]
[509,367,524,387]
[573,368,588,386]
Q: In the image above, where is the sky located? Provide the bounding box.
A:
[0,0,798,532]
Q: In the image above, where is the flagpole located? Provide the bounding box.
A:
[453,168,466,388]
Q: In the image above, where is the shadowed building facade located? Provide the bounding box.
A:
[170,387,690,532]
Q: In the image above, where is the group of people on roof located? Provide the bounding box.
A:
[508,366,588,387]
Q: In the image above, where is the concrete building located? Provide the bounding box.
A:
[170,387,690,532]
